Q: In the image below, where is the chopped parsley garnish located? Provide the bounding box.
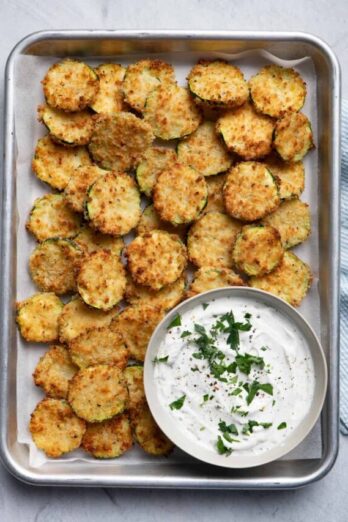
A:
[216,436,233,456]
[167,314,181,329]
[203,394,210,402]
[190,366,200,372]
[231,405,248,417]
[230,387,242,396]
[202,302,209,310]
[169,395,186,410]
[242,420,272,435]
[152,355,169,364]
[246,381,273,405]
[180,330,191,338]
[219,420,238,436]
[277,422,287,430]
[234,353,265,375]
[244,312,252,319]
[261,346,268,351]
[212,311,252,351]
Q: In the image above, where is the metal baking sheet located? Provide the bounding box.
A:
[0,30,340,488]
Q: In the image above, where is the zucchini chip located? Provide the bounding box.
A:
[32,136,92,191]
[64,165,106,213]
[124,366,146,419]
[136,146,177,197]
[262,198,311,249]
[216,102,274,160]
[274,112,314,162]
[177,121,232,176]
[144,84,202,140]
[69,326,128,369]
[17,292,63,343]
[233,225,284,277]
[249,65,306,118]
[68,365,128,422]
[187,211,242,268]
[153,162,207,225]
[133,405,174,456]
[123,59,175,112]
[29,238,82,295]
[223,162,280,221]
[125,230,187,290]
[136,204,187,240]
[88,112,154,171]
[265,155,305,200]
[58,297,118,344]
[188,60,249,109]
[29,398,86,458]
[38,105,95,147]
[81,413,133,458]
[26,194,81,242]
[33,345,78,399]
[125,274,185,311]
[111,304,165,362]
[77,250,126,311]
[186,266,245,298]
[86,172,141,236]
[74,226,124,256]
[42,59,99,112]
[90,63,126,114]
[250,251,312,306]
[205,173,227,213]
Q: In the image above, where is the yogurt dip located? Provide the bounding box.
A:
[153,296,315,458]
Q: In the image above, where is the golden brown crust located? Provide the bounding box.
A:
[38,105,95,146]
[125,273,185,311]
[81,413,133,458]
[186,266,245,298]
[90,63,126,114]
[125,230,187,290]
[29,398,86,457]
[124,366,146,421]
[264,155,305,200]
[205,173,227,213]
[64,165,106,213]
[274,112,314,162]
[153,162,207,225]
[232,225,284,277]
[133,405,174,456]
[74,226,124,256]
[17,293,63,343]
[223,162,280,221]
[262,198,311,249]
[33,345,78,399]
[136,146,177,197]
[187,211,242,268]
[67,365,128,422]
[136,204,187,240]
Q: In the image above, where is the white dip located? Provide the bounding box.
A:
[153,296,315,457]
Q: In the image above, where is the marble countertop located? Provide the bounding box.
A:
[1,0,347,520]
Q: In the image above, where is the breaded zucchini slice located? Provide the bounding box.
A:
[187,211,242,268]
[26,194,81,242]
[86,172,141,236]
[74,226,124,256]
[124,366,146,418]
[123,59,175,113]
[112,304,165,362]
[233,225,284,277]
[81,413,133,458]
[29,238,82,295]
[249,65,306,118]
[77,250,126,311]
[223,162,280,222]
[274,112,314,162]
[216,102,274,160]
[33,345,78,399]
[177,121,232,176]
[188,60,249,109]
[32,136,92,191]
[262,198,311,249]
[88,112,154,171]
[17,293,63,343]
[153,163,207,225]
[58,297,118,344]
[29,398,86,458]
[90,63,126,114]
[265,155,305,200]
[38,105,95,147]
[134,405,174,456]
[125,230,187,290]
[186,266,245,298]
[64,165,106,213]
[136,204,187,241]
[136,146,177,197]
[125,274,185,311]
[68,365,128,422]
[250,251,312,306]
[144,84,202,140]
[42,59,99,112]
[205,173,227,213]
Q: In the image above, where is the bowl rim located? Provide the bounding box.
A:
[143,286,328,469]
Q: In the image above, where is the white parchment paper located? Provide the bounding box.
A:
[14,50,321,468]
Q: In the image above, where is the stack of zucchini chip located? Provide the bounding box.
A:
[19,56,314,461]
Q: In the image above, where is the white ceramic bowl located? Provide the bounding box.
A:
[144,287,328,469]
